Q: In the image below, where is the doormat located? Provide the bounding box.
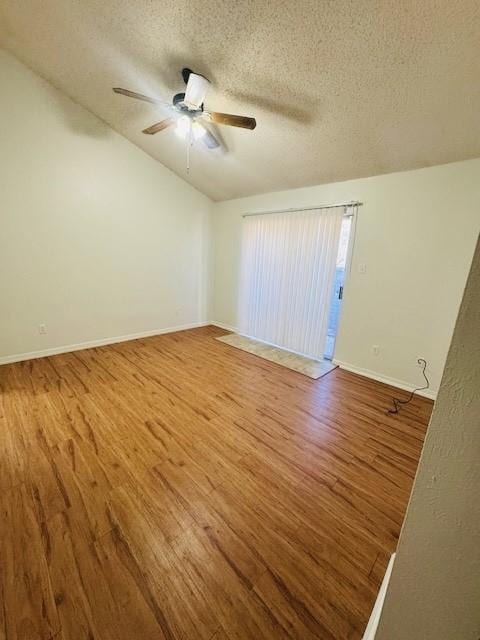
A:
[216,333,337,380]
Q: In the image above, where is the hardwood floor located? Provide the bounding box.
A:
[0,325,432,640]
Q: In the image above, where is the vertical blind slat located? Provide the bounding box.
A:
[238,207,344,360]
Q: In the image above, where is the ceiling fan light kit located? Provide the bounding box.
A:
[113,67,256,171]
[175,115,191,139]
[192,121,207,139]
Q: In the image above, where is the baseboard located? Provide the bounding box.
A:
[333,359,437,400]
[0,321,210,366]
[362,553,396,639]
[210,321,238,333]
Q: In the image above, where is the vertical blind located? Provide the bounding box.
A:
[238,206,345,360]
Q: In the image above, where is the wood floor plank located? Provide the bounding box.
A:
[170,524,287,640]
[102,497,220,639]
[0,484,60,640]
[0,326,432,639]
[44,509,171,640]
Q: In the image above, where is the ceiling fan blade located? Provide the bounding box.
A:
[191,120,219,149]
[206,111,256,130]
[142,119,174,135]
[203,128,220,149]
[113,87,167,106]
[184,72,210,110]
[196,122,220,149]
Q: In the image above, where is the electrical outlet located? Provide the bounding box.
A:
[372,345,380,356]
[358,263,367,274]
[38,323,47,335]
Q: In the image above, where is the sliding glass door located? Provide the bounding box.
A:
[238,206,347,361]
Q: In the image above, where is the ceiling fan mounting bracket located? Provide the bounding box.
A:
[181,67,209,85]
[181,67,193,84]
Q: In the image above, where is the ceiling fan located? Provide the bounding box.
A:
[113,68,256,159]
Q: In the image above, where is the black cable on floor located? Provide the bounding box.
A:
[387,358,430,415]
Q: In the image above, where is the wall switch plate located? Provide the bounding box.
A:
[38,323,47,335]
[358,263,367,274]
[372,345,380,356]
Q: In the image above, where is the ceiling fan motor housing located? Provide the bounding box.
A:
[173,92,203,114]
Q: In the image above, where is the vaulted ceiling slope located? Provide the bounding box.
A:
[1,1,479,201]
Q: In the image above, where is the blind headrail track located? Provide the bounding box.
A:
[242,201,363,218]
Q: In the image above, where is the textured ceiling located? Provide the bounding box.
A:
[1,1,479,201]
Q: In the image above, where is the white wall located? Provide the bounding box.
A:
[375,234,480,640]
[2,45,479,394]
[211,159,480,395]
[0,50,212,361]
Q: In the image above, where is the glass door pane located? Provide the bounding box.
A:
[324,216,352,360]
